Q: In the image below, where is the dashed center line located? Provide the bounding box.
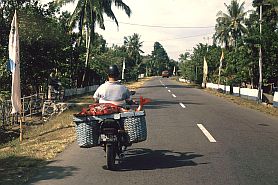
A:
[172,94,176,98]
[179,103,186,108]
[165,87,168,89]
[168,90,171,92]
[197,124,217,143]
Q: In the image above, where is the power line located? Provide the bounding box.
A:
[105,32,213,45]
[144,33,214,42]
[105,20,214,29]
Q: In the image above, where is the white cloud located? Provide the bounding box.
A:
[40,0,254,60]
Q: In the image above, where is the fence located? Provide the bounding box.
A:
[178,78,278,108]
[64,85,99,98]
[0,93,45,127]
[0,85,99,127]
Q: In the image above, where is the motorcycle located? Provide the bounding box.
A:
[74,91,149,171]
[99,90,136,170]
[99,118,128,170]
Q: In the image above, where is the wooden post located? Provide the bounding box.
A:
[19,112,23,142]
[22,96,25,122]
[30,97,32,118]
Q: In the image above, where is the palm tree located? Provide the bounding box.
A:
[213,0,248,48]
[124,33,144,66]
[123,33,144,80]
[213,17,230,48]
[55,0,131,86]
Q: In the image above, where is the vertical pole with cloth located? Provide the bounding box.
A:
[9,10,23,141]
[218,49,224,89]
[202,37,209,88]
[122,58,125,80]
[202,56,208,88]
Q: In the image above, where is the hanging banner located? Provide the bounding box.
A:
[9,10,22,114]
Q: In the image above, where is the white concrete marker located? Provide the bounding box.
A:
[197,124,217,143]
[168,90,171,92]
[172,94,176,98]
[179,103,186,108]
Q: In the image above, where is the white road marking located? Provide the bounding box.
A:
[165,87,168,89]
[172,94,176,98]
[197,124,217,143]
[179,103,186,108]
[168,90,171,92]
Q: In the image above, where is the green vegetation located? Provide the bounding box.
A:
[0,77,150,185]
[179,0,278,91]
[0,0,177,99]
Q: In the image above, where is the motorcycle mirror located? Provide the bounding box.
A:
[130,91,136,95]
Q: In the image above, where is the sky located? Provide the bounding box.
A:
[40,0,255,61]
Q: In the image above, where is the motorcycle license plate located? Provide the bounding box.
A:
[100,134,117,142]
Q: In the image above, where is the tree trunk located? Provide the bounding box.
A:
[81,27,91,87]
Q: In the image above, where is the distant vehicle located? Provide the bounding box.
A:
[162,70,169,78]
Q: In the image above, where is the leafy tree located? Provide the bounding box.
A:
[124,33,144,81]
[214,0,248,48]
[151,42,170,75]
[55,0,131,86]
[142,55,154,76]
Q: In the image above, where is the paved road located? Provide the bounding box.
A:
[28,77,278,185]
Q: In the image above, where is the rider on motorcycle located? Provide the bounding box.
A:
[93,64,132,107]
[93,65,132,150]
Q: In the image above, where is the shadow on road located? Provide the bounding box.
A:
[115,148,204,171]
[0,156,79,185]
[27,160,79,185]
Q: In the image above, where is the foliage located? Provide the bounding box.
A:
[124,33,144,81]
[192,0,278,90]
[150,42,170,75]
[214,0,248,48]
[55,0,131,86]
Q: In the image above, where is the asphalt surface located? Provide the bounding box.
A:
[28,77,278,185]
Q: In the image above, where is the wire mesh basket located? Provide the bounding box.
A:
[122,111,147,143]
[73,116,100,147]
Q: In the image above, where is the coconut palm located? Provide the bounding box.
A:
[55,0,131,86]
[124,33,144,66]
[213,17,230,48]
[214,0,248,48]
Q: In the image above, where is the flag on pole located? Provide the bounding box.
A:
[121,58,125,80]
[203,56,208,78]
[219,49,224,69]
[218,49,224,87]
[9,10,22,114]
[202,56,208,87]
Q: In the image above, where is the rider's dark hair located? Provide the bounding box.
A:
[108,65,120,78]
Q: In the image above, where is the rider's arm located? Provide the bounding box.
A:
[93,85,103,103]
[124,88,135,105]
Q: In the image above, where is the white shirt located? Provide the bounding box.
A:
[93,81,130,106]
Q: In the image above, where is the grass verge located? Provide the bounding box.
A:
[173,79,278,117]
[0,77,151,185]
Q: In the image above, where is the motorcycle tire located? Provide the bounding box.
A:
[106,144,116,170]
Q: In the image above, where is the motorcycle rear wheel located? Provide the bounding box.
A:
[106,144,116,170]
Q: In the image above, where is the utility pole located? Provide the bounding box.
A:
[258,4,263,103]
[257,3,271,102]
